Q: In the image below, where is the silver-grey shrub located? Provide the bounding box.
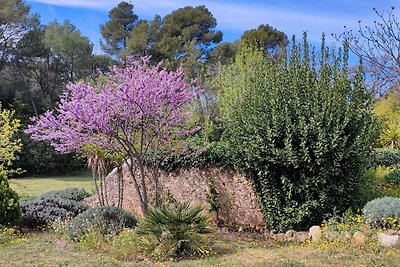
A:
[363,197,400,227]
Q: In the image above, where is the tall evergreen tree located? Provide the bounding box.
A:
[100,1,138,58]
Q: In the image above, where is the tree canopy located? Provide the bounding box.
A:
[240,24,288,55]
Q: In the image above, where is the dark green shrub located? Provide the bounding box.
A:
[363,197,400,228]
[217,36,379,232]
[372,149,400,168]
[0,172,21,227]
[20,189,89,228]
[135,202,212,259]
[384,169,400,185]
[355,168,386,208]
[14,137,85,176]
[65,206,137,240]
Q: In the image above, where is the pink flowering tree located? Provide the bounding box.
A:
[26,59,199,213]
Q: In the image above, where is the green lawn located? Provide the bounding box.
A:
[4,171,400,266]
[1,231,400,267]
[9,171,94,197]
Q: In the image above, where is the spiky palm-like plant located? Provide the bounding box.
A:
[135,202,212,259]
[381,124,400,149]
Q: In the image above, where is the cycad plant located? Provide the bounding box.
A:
[135,202,212,259]
[380,123,400,149]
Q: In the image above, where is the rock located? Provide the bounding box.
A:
[324,231,341,242]
[353,231,366,246]
[271,233,286,242]
[385,229,398,236]
[378,233,400,247]
[309,226,323,241]
[285,230,296,240]
[55,238,67,249]
[264,231,274,239]
[294,231,309,243]
[87,164,266,228]
[359,224,371,236]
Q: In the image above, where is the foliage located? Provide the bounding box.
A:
[44,20,93,82]
[100,1,138,57]
[216,35,380,232]
[40,188,91,201]
[13,138,85,176]
[205,176,221,224]
[156,6,222,64]
[363,166,400,199]
[357,168,386,207]
[135,202,213,259]
[384,169,400,185]
[372,149,400,168]
[209,42,237,65]
[373,93,400,149]
[20,189,88,228]
[65,206,137,241]
[240,24,288,55]
[156,142,231,172]
[112,229,143,261]
[363,197,400,229]
[380,123,400,149]
[0,0,39,72]
[26,59,199,213]
[0,104,22,174]
[126,15,161,59]
[0,172,21,227]
[373,92,400,124]
[323,210,365,234]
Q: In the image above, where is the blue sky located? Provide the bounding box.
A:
[26,0,400,55]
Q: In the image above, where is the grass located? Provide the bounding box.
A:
[4,171,400,266]
[1,231,400,267]
[9,171,94,198]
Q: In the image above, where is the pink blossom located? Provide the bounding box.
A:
[26,59,199,156]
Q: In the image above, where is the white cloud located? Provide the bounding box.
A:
[28,0,117,9]
[28,0,399,43]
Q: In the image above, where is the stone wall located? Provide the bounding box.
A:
[87,164,265,228]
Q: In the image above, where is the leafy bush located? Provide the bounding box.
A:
[0,104,22,175]
[363,197,400,228]
[323,210,365,234]
[216,37,379,232]
[356,168,386,207]
[20,189,89,228]
[65,206,137,240]
[384,169,400,185]
[14,137,85,177]
[0,172,21,227]
[372,149,400,168]
[41,188,91,201]
[135,202,212,259]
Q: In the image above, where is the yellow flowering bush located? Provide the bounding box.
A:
[0,103,21,174]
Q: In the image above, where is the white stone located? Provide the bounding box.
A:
[377,233,400,247]
[309,225,322,241]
